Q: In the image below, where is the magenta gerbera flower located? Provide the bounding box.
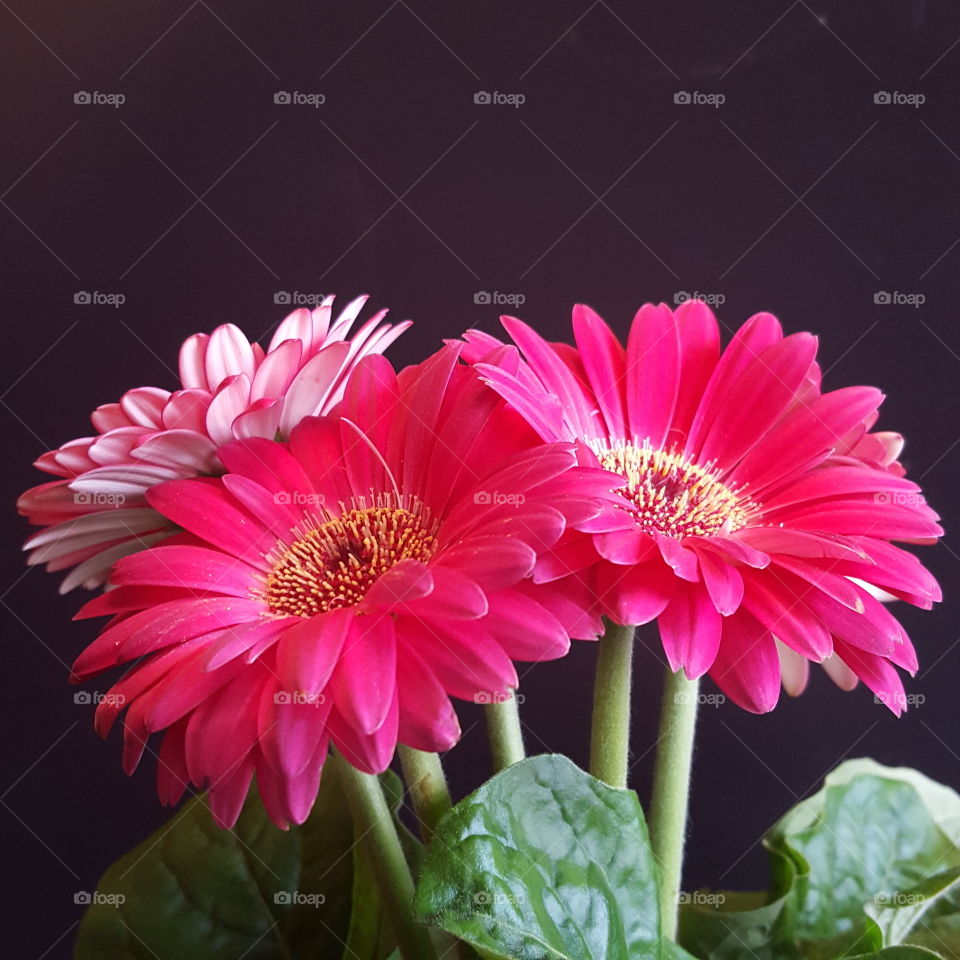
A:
[460,301,942,714]
[70,345,614,827]
[18,295,409,592]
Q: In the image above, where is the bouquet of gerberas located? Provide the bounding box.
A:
[20,293,954,960]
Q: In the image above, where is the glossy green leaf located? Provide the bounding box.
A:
[75,766,413,960]
[767,762,960,957]
[414,753,663,960]
[678,849,801,960]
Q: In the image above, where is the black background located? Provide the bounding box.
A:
[3,2,960,956]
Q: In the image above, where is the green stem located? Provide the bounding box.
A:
[485,693,526,771]
[589,620,636,788]
[334,752,437,960]
[648,667,700,941]
[397,746,452,842]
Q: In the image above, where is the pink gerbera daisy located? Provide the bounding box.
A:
[19,295,409,592]
[459,301,942,714]
[70,345,615,827]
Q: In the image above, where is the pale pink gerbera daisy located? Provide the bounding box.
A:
[460,302,942,714]
[70,345,615,827]
[19,295,409,592]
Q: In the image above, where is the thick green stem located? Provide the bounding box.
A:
[485,693,526,771]
[649,667,700,941]
[397,745,452,842]
[589,620,636,788]
[334,753,437,960]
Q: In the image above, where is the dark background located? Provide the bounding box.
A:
[3,2,960,955]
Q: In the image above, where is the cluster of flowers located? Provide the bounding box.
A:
[19,294,941,828]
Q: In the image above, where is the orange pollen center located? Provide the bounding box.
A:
[592,441,752,539]
[262,496,438,618]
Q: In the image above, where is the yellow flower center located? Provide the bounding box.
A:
[592,441,752,539]
[263,496,438,617]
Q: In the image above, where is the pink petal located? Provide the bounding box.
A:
[329,615,397,735]
[572,304,628,439]
[205,324,256,389]
[179,333,210,390]
[665,300,720,449]
[275,610,352,696]
[658,582,722,678]
[147,478,273,569]
[697,547,744,616]
[598,558,676,626]
[433,536,536,591]
[279,341,352,436]
[685,311,783,456]
[112,544,258,596]
[626,303,680,448]
[708,610,781,713]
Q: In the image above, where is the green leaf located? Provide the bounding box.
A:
[414,753,663,960]
[677,850,801,960]
[75,766,416,960]
[767,762,960,957]
[678,761,960,960]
